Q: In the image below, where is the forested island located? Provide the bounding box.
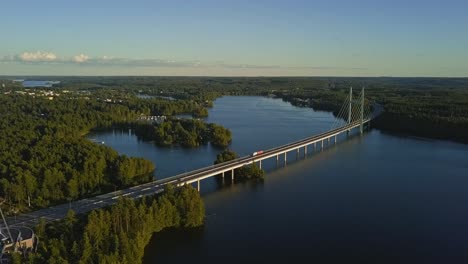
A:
[134,119,232,148]
[214,149,265,180]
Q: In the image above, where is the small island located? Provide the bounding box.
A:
[134,119,232,148]
[214,149,265,180]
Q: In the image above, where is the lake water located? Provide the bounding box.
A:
[22,80,60,88]
[88,96,468,264]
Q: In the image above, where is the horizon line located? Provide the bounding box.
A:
[1,75,468,79]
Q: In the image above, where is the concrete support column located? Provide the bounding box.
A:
[284,152,287,165]
[197,180,200,192]
[314,142,316,151]
[321,140,324,149]
[304,146,307,155]
[231,169,234,181]
[276,155,279,166]
[328,137,330,144]
[259,160,262,169]
[335,135,337,143]
[296,148,299,159]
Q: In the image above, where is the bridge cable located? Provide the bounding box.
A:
[332,95,348,128]
[330,94,350,130]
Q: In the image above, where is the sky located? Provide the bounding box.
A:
[1,0,467,77]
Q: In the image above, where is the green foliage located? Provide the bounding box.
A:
[214,149,238,165]
[208,123,232,148]
[134,119,232,148]
[176,185,205,228]
[237,164,265,181]
[213,150,265,181]
[22,185,204,264]
[192,107,208,118]
[0,94,155,213]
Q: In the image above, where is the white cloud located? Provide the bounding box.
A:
[73,54,89,63]
[18,51,57,62]
[0,51,368,72]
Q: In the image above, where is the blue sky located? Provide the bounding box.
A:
[1,0,467,76]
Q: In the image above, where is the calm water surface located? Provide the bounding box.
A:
[89,96,468,264]
[22,80,60,87]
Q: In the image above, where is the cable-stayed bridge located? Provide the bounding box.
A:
[5,87,376,228]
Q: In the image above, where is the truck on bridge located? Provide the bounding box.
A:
[251,150,264,157]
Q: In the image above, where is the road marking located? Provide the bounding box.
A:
[141,187,150,191]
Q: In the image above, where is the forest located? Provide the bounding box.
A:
[35,76,467,144]
[0,79,227,214]
[10,184,204,264]
[134,119,232,148]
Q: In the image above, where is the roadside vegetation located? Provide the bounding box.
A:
[11,185,204,264]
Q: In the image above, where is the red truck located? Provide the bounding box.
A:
[251,150,264,157]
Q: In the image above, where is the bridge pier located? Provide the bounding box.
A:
[304,146,307,156]
[276,155,279,167]
[321,140,324,150]
[296,148,299,160]
[259,160,262,169]
[197,180,200,192]
[284,152,287,165]
[314,142,316,151]
[335,135,337,144]
[231,169,234,182]
[328,137,330,145]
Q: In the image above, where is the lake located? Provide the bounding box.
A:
[22,80,60,88]
[88,96,468,263]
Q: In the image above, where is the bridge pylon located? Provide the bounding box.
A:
[347,87,353,135]
[360,87,365,134]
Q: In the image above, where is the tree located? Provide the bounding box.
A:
[214,149,238,165]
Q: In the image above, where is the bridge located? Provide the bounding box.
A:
[4,87,376,228]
